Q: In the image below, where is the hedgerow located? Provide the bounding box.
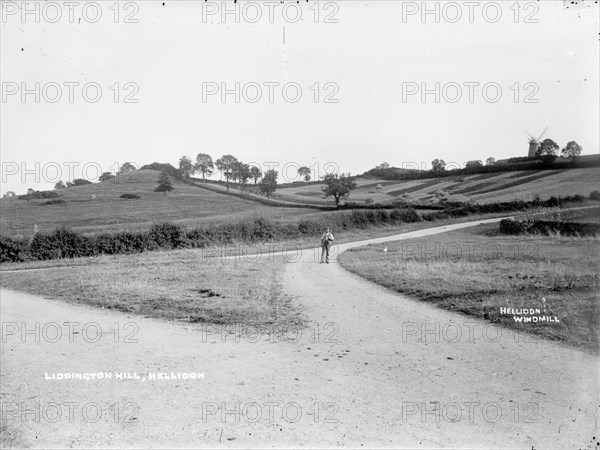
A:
[500,219,600,237]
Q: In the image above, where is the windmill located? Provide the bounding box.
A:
[525,127,548,157]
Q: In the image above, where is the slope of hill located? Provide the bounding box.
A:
[0,170,317,238]
[2,167,598,239]
[276,168,599,206]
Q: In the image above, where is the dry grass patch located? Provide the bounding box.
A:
[0,249,304,329]
[339,223,600,353]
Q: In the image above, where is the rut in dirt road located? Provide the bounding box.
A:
[1,218,598,448]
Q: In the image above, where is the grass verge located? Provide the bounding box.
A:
[0,250,304,331]
[339,223,600,353]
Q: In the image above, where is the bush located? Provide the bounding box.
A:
[422,211,450,221]
[40,199,66,206]
[365,198,374,204]
[94,231,152,254]
[148,222,188,249]
[71,179,93,186]
[249,217,279,241]
[298,219,324,235]
[120,194,141,200]
[30,227,95,260]
[19,191,59,201]
[500,218,600,237]
[590,190,600,201]
[499,219,531,235]
[389,208,420,223]
[0,236,29,262]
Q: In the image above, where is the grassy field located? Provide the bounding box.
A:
[0,170,317,238]
[3,168,598,239]
[339,222,600,353]
[276,167,599,206]
[0,249,305,331]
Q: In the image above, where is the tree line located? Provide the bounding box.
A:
[172,153,357,205]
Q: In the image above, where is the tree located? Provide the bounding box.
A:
[250,166,262,184]
[27,188,35,194]
[54,181,66,189]
[229,161,242,185]
[120,162,136,172]
[194,153,214,182]
[298,166,311,182]
[215,154,239,191]
[536,139,559,157]
[71,179,92,186]
[99,172,114,182]
[431,159,446,175]
[486,157,496,166]
[154,170,174,196]
[179,156,194,184]
[375,162,390,169]
[321,173,358,207]
[561,141,582,163]
[232,162,251,191]
[536,139,559,163]
[259,169,278,200]
[3,191,15,198]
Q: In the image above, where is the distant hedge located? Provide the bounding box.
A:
[499,219,600,237]
[40,199,66,206]
[364,157,600,181]
[120,193,141,199]
[18,191,59,201]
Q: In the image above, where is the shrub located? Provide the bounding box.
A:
[40,199,66,206]
[0,236,29,262]
[112,231,152,253]
[350,210,370,228]
[389,208,420,223]
[376,209,390,223]
[298,219,324,235]
[499,219,531,235]
[365,198,374,204]
[148,222,188,249]
[423,211,450,221]
[499,218,600,237]
[19,191,59,201]
[120,193,141,199]
[93,231,151,254]
[571,194,584,202]
[590,190,600,201]
[249,217,279,241]
[70,179,93,186]
[30,227,95,260]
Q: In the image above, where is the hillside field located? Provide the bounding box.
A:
[0,170,317,238]
[276,168,599,206]
[2,167,598,239]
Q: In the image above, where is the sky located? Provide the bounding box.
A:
[1,0,599,195]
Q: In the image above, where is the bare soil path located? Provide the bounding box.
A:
[1,218,598,448]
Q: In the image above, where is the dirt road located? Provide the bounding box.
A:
[1,218,598,448]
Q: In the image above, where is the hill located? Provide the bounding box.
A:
[276,168,599,206]
[2,166,598,239]
[0,170,317,238]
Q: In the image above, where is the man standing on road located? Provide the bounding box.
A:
[320,227,335,264]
